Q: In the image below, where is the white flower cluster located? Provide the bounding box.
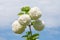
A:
[12,7,45,34]
[29,7,42,20]
[12,20,25,34]
[18,14,31,26]
[33,19,45,31]
[12,14,31,34]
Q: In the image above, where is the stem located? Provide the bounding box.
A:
[29,25,32,40]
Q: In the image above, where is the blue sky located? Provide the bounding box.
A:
[0,0,60,40]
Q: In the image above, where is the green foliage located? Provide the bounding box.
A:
[18,6,30,16]
[22,31,39,40]
[18,12,25,16]
[21,6,30,13]
[26,31,31,35]
[32,33,39,40]
[31,21,35,25]
[22,31,31,38]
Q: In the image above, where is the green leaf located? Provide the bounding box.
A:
[26,31,31,36]
[22,35,28,38]
[32,33,39,39]
[31,20,35,25]
[22,31,31,38]
[18,12,25,16]
[32,37,39,40]
[32,33,39,37]
[21,6,30,13]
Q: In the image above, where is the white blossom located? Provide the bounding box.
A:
[29,7,42,20]
[18,14,31,26]
[12,20,25,34]
[33,19,45,31]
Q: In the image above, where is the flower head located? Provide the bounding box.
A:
[29,7,42,20]
[12,20,25,34]
[18,14,31,26]
[33,19,45,31]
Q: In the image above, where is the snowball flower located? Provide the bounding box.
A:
[29,7,42,20]
[18,14,31,26]
[12,20,25,34]
[33,19,45,31]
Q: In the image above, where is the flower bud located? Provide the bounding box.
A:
[18,14,31,26]
[12,20,25,34]
[33,19,45,31]
[29,7,42,20]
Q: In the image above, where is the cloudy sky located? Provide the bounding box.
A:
[0,0,60,40]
